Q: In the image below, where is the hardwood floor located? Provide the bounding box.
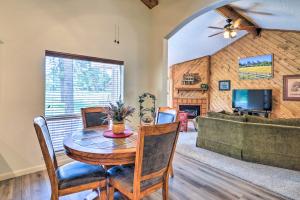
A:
[0,153,288,200]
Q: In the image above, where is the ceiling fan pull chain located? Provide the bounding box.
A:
[117,24,120,44]
[114,24,117,44]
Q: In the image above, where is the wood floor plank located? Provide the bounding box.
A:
[0,153,289,200]
[12,176,21,200]
[175,154,287,200]
[2,179,13,200]
[21,174,31,200]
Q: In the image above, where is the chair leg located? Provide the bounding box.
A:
[169,165,174,178]
[162,179,169,200]
[108,185,114,200]
[99,187,107,200]
[51,193,59,200]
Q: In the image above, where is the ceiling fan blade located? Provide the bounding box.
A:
[232,6,273,16]
[208,26,223,30]
[243,10,273,16]
[208,31,224,37]
[233,18,242,28]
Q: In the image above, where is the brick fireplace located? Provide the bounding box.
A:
[170,56,210,117]
[173,98,208,117]
[179,104,201,119]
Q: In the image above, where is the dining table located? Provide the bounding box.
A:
[63,127,137,166]
[63,127,137,199]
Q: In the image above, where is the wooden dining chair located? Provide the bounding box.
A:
[155,107,177,178]
[81,107,108,128]
[33,116,107,200]
[155,107,177,125]
[108,122,180,200]
[178,111,189,132]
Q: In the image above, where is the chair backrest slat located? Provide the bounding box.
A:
[81,107,108,128]
[33,116,58,190]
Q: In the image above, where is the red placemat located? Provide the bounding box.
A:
[103,129,133,138]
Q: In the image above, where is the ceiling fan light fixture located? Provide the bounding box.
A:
[224,31,230,39]
[230,31,237,38]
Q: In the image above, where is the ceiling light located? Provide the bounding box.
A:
[230,31,237,38]
[224,31,230,39]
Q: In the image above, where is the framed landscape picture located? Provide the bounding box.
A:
[239,54,273,80]
[283,75,300,101]
[219,80,231,91]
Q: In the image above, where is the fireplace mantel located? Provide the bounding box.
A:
[175,87,208,94]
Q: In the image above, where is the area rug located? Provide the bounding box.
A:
[175,131,300,200]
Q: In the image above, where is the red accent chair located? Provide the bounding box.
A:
[178,112,188,132]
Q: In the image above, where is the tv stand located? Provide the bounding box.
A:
[233,108,270,118]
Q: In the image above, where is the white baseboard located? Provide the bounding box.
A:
[0,164,45,181]
[0,154,72,181]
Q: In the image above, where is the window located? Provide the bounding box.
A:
[45,51,124,151]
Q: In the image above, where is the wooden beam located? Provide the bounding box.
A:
[216,5,261,37]
[141,0,158,9]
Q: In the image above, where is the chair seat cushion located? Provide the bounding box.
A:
[114,191,129,200]
[56,161,106,190]
[108,165,162,192]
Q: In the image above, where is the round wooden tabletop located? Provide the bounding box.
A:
[63,128,137,165]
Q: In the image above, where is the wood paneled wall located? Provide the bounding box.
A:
[210,30,300,118]
[171,56,209,99]
[170,56,210,115]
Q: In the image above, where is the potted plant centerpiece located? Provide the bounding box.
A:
[105,101,135,134]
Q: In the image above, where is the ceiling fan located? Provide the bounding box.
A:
[208,18,256,39]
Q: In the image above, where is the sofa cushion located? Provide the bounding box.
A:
[207,112,246,122]
[242,122,300,170]
[245,115,270,124]
[272,118,300,127]
[197,116,244,159]
[246,115,300,127]
[197,114,300,170]
[219,110,239,116]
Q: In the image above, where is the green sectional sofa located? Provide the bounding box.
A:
[196,112,300,170]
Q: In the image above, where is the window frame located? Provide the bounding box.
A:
[44,50,124,152]
[45,50,124,65]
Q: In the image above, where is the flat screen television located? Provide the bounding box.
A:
[232,89,272,111]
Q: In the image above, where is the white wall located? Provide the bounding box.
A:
[0,0,238,180]
[0,0,151,179]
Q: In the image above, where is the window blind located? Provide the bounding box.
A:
[45,51,124,151]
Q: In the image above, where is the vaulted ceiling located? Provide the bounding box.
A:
[168,0,300,66]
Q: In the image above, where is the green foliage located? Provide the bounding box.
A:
[105,101,135,123]
[239,61,272,68]
[46,57,64,91]
[73,60,112,91]
[138,92,156,119]
[46,57,112,92]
